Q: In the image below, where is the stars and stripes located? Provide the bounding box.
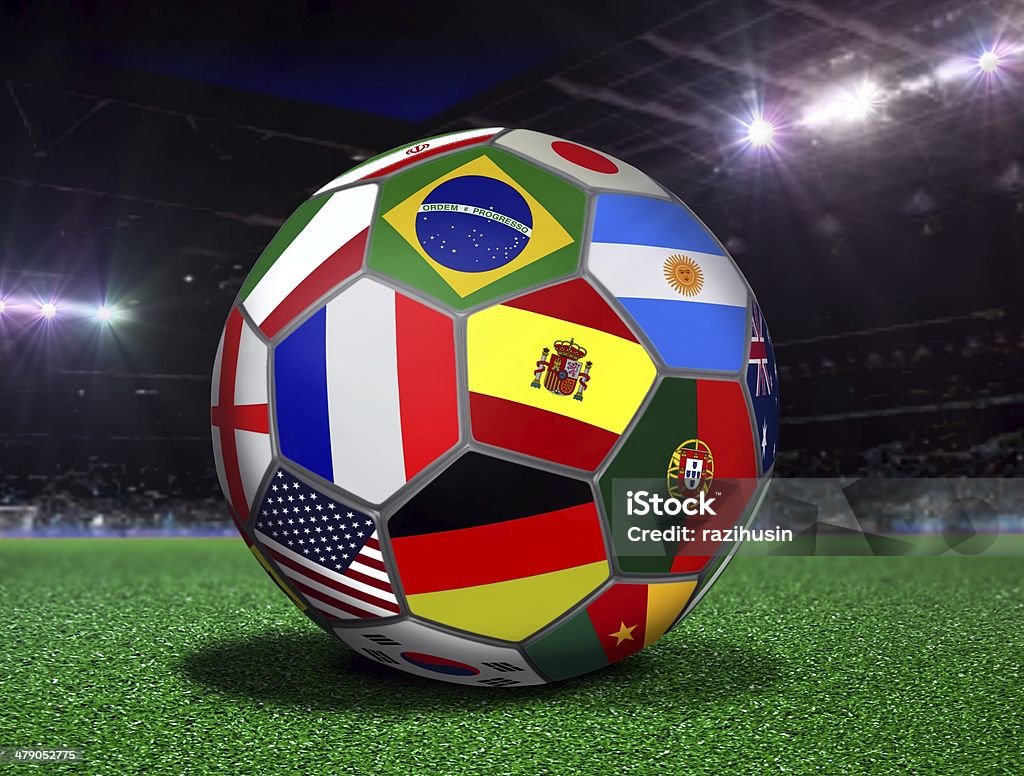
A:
[749,303,772,398]
[252,469,399,620]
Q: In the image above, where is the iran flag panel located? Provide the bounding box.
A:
[274,278,459,505]
[495,129,669,198]
[314,127,503,195]
[239,185,376,339]
[333,619,545,687]
[211,308,272,526]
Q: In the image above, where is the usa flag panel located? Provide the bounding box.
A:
[252,469,401,620]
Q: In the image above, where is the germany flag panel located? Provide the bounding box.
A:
[526,580,696,681]
[388,453,609,641]
[468,279,656,471]
[598,377,758,574]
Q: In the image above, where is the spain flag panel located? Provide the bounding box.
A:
[598,377,758,575]
[525,580,696,681]
[387,453,610,642]
[367,148,586,310]
[467,279,657,471]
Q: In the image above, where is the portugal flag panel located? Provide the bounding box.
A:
[211,308,272,531]
[387,453,610,641]
[239,185,375,339]
[468,279,656,471]
[525,581,696,681]
[598,377,758,574]
[273,278,459,505]
[367,148,586,309]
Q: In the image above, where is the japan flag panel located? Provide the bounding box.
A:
[495,129,669,198]
[334,619,546,687]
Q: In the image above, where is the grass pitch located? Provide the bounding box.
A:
[0,539,1021,774]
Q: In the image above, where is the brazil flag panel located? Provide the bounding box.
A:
[599,378,758,574]
[526,580,696,681]
[367,148,586,309]
[387,453,609,641]
[468,279,656,471]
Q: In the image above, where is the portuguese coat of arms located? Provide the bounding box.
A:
[529,338,593,401]
[667,438,715,497]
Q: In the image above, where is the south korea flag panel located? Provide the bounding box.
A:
[211,308,272,529]
[495,129,669,198]
[334,619,546,687]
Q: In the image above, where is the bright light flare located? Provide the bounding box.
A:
[745,117,776,147]
[0,299,6,315]
[40,302,58,319]
[95,305,113,323]
[846,80,880,120]
[801,79,884,128]
[978,50,1001,73]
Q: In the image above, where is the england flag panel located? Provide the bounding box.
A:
[211,308,273,531]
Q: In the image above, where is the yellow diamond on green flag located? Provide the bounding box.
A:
[369,148,586,309]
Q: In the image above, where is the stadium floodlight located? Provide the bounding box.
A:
[978,50,1001,74]
[745,117,776,147]
[801,79,882,127]
[40,302,58,319]
[95,305,114,323]
[845,80,880,121]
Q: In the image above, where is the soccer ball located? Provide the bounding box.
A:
[211,128,780,686]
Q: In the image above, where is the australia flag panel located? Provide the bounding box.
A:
[252,469,400,620]
[746,300,780,473]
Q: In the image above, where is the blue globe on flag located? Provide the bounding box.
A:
[211,128,780,686]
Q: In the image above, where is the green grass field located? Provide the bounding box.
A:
[1,539,1021,774]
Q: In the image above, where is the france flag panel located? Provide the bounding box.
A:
[273,278,459,505]
[588,194,749,372]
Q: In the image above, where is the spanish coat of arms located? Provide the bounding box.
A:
[529,338,593,401]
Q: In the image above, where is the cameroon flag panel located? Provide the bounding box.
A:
[526,580,696,681]
[387,453,610,641]
[367,148,586,309]
[598,377,758,574]
[468,279,656,471]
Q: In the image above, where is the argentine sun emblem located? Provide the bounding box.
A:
[663,254,704,297]
[529,338,593,401]
[667,438,715,497]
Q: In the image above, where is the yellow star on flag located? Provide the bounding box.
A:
[609,621,637,646]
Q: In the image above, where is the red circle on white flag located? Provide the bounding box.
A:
[550,141,619,174]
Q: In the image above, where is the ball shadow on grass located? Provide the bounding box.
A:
[180,627,783,714]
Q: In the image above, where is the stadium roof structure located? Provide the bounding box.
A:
[0,0,1020,353]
